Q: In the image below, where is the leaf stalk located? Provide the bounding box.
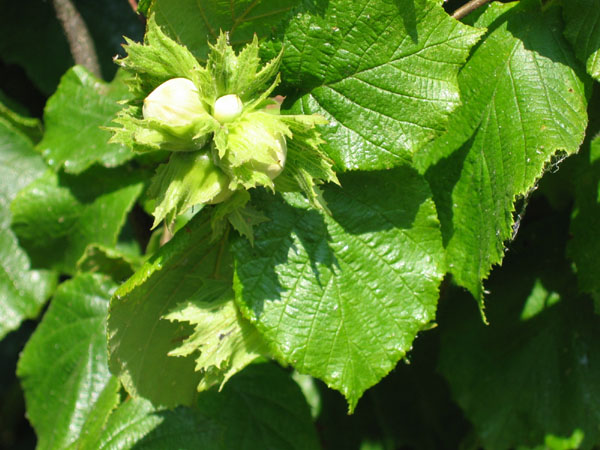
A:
[451,0,493,20]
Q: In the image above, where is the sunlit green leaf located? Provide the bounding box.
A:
[415,0,589,302]
[38,66,133,174]
[273,0,484,171]
[233,167,444,411]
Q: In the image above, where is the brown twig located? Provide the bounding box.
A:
[52,0,101,77]
[451,0,493,20]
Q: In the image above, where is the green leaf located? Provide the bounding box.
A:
[564,0,600,81]
[0,119,47,202]
[0,120,57,340]
[165,280,270,392]
[88,364,317,449]
[17,274,119,450]
[541,430,585,450]
[108,214,229,408]
[0,94,43,143]
[92,398,219,450]
[568,136,600,301]
[0,201,57,341]
[232,167,444,411]
[194,363,320,450]
[138,0,153,16]
[11,166,144,274]
[149,0,301,60]
[76,243,138,283]
[67,377,121,450]
[37,66,134,174]
[438,210,600,449]
[269,0,483,171]
[414,0,589,301]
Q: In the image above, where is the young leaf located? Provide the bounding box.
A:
[17,274,118,450]
[415,0,589,303]
[272,0,484,171]
[108,214,229,408]
[37,66,134,174]
[165,280,270,392]
[232,167,445,411]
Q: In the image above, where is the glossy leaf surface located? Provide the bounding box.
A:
[233,168,444,410]
[415,1,589,301]
[274,0,484,171]
[38,66,133,174]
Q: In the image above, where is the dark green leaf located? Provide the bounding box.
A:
[0,0,72,95]
[68,377,121,450]
[138,0,153,16]
[150,0,301,60]
[94,398,218,450]
[0,119,46,202]
[89,364,317,449]
[233,167,444,411]
[564,0,600,81]
[568,136,600,302]
[76,243,138,283]
[194,363,320,450]
[0,201,57,341]
[438,209,600,449]
[0,95,42,143]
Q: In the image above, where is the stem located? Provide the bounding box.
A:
[451,0,493,20]
[52,0,101,77]
[127,0,138,12]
